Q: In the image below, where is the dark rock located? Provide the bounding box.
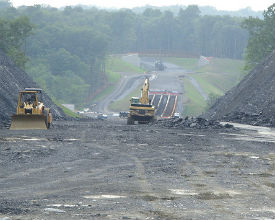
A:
[0,49,67,128]
[203,51,275,127]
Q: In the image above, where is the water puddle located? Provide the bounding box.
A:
[44,207,65,213]
[83,194,126,199]
[170,189,198,196]
[47,204,89,208]
[220,122,275,143]
[252,207,275,214]
[177,133,205,137]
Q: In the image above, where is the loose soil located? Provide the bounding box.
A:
[0,119,274,220]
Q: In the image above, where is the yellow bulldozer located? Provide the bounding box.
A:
[10,88,52,130]
[127,78,155,124]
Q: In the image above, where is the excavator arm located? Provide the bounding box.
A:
[139,78,150,105]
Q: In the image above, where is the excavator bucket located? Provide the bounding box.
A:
[10,115,48,130]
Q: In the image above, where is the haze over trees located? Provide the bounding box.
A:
[0,1,273,105]
[242,3,275,69]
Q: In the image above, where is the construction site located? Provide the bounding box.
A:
[0,43,275,219]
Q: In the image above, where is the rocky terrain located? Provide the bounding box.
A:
[0,119,274,220]
[203,51,275,127]
[0,50,66,128]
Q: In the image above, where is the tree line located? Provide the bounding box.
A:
[0,2,273,105]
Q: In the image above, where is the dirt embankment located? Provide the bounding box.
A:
[203,51,275,127]
[0,50,66,128]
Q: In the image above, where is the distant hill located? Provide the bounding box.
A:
[132,5,263,18]
[61,4,263,18]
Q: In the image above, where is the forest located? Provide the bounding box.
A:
[0,1,274,105]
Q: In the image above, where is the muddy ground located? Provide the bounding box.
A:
[0,119,275,220]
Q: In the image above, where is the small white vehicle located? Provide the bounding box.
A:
[97,113,108,120]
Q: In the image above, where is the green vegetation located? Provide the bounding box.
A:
[164,57,198,70]
[0,4,249,106]
[173,58,245,117]
[183,78,207,116]
[92,55,145,104]
[109,87,141,112]
[0,15,33,68]
[57,103,80,118]
[242,4,275,70]
[106,56,144,74]
[1,2,273,109]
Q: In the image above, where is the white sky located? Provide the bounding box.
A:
[10,0,274,11]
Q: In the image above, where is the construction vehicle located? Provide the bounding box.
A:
[154,60,165,71]
[10,88,52,130]
[127,78,155,124]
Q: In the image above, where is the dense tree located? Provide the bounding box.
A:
[0,15,33,68]
[1,4,254,104]
[242,3,275,69]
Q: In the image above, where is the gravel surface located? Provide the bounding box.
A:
[0,119,274,220]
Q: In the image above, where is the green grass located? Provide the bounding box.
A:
[109,87,141,112]
[90,56,145,105]
[55,101,80,118]
[175,58,245,117]
[183,78,207,116]
[192,74,224,96]
[106,55,145,74]
[163,57,198,70]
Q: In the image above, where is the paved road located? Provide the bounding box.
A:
[94,56,208,115]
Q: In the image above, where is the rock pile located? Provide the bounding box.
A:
[0,50,66,128]
[203,51,275,127]
[154,117,233,129]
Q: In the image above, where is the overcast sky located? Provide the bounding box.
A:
[10,0,274,11]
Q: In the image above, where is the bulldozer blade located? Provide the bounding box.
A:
[10,115,48,130]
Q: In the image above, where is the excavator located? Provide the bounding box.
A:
[127,78,156,124]
[10,88,52,130]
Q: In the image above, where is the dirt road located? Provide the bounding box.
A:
[0,119,274,219]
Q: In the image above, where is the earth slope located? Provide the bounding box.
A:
[0,50,66,128]
[203,51,275,127]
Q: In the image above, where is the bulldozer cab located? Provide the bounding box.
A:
[17,89,43,115]
[20,92,38,107]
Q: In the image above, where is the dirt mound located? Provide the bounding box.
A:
[0,50,66,128]
[203,51,275,127]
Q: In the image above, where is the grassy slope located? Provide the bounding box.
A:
[91,56,144,104]
[164,57,245,116]
[109,87,141,112]
[183,78,207,116]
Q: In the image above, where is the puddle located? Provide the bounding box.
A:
[83,194,126,199]
[177,133,205,137]
[170,189,198,196]
[47,204,89,208]
[221,122,275,143]
[44,208,65,213]
[252,208,275,214]
[23,138,47,141]
[64,139,79,141]
[170,189,241,198]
